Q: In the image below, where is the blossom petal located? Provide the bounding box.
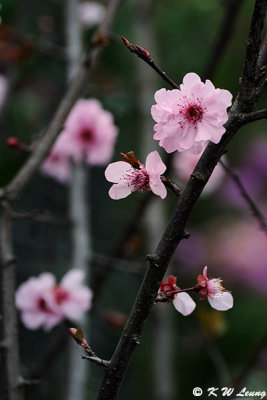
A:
[109,183,132,200]
[145,151,166,175]
[149,177,167,199]
[208,292,233,311]
[173,292,196,316]
[105,162,132,183]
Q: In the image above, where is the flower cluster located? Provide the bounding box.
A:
[158,267,233,315]
[41,99,118,183]
[16,269,93,331]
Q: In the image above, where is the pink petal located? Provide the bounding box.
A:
[105,162,132,183]
[109,183,132,200]
[181,72,201,90]
[208,292,233,311]
[173,292,196,316]
[149,177,167,199]
[145,151,166,175]
[61,269,85,289]
[203,266,208,278]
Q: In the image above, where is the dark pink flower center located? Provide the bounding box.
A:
[79,129,94,143]
[185,105,203,122]
[130,169,150,191]
[50,153,61,163]
[38,297,49,312]
[54,286,69,304]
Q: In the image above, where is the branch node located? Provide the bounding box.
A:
[182,231,191,239]
[144,254,159,268]
[130,334,141,345]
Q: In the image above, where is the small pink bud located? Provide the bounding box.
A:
[68,327,89,348]
[7,137,20,148]
[121,36,132,48]
[120,151,140,168]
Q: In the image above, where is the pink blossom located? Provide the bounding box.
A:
[60,99,118,166]
[15,273,63,331]
[16,269,93,331]
[173,150,225,194]
[40,135,71,183]
[158,276,196,316]
[0,74,8,112]
[105,151,167,200]
[78,1,106,27]
[197,266,233,311]
[151,73,232,154]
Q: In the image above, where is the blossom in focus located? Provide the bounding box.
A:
[197,266,233,311]
[105,151,167,200]
[78,1,106,27]
[158,275,196,316]
[151,72,232,154]
[16,269,93,331]
[40,135,71,183]
[0,74,8,112]
[173,150,225,194]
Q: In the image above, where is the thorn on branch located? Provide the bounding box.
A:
[82,355,110,368]
[182,231,191,239]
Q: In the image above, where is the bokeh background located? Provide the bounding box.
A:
[0,0,266,399]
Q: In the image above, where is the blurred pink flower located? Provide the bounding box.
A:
[0,74,8,112]
[158,275,196,316]
[16,273,63,331]
[152,73,232,154]
[40,135,71,183]
[16,269,93,331]
[105,151,167,200]
[197,266,233,311]
[61,99,118,165]
[174,150,225,194]
[40,99,118,183]
[78,1,106,27]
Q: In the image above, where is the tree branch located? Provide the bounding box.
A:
[96,1,267,399]
[240,108,267,123]
[0,202,23,400]
[11,210,71,227]
[219,160,267,234]
[4,0,123,201]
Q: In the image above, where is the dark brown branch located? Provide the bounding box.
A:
[240,108,267,123]
[4,0,123,201]
[121,36,179,89]
[82,355,110,368]
[97,1,267,399]
[203,0,244,80]
[161,176,182,197]
[0,202,23,400]
[219,160,267,234]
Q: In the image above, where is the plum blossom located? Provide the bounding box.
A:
[158,275,196,316]
[105,151,167,200]
[40,135,71,183]
[174,150,225,194]
[41,99,118,183]
[16,269,93,331]
[78,1,106,27]
[197,266,233,311]
[151,72,232,154]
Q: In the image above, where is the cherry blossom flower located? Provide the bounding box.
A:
[16,269,93,331]
[15,273,63,331]
[158,275,196,316]
[78,1,106,27]
[61,99,118,165]
[173,150,225,194]
[40,135,71,183]
[151,72,232,154]
[197,266,233,311]
[105,151,167,200]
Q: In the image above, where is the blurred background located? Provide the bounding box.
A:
[0,0,266,399]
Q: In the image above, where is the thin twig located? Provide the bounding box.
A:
[82,355,110,368]
[11,210,71,227]
[219,159,267,234]
[161,176,182,197]
[4,0,123,201]
[240,108,267,124]
[96,2,267,399]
